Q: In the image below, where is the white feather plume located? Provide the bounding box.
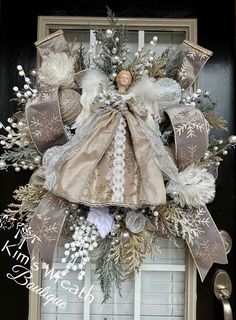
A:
[38,52,75,89]
[87,207,114,239]
[166,165,215,208]
[71,70,106,128]
[131,76,160,126]
[131,77,157,104]
[80,70,106,93]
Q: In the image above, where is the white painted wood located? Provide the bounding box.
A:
[113,280,118,316]
[42,262,185,272]
[89,29,96,68]
[83,261,91,319]
[134,271,141,320]
[28,246,42,320]
[41,315,57,320]
[138,30,145,49]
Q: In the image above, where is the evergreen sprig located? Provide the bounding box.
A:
[92,7,128,78]
[95,238,124,303]
[0,145,39,164]
[70,42,89,72]
[163,48,184,79]
[196,96,228,131]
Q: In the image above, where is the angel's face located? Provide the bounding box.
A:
[116,71,132,88]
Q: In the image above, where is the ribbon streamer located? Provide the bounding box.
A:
[186,206,228,281]
[27,192,69,267]
[26,89,68,155]
[166,106,208,171]
[35,29,69,60]
[178,40,213,90]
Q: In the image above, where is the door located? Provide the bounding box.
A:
[0,1,235,320]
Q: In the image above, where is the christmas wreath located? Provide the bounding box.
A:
[0,9,234,302]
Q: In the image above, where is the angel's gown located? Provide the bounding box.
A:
[43,91,178,209]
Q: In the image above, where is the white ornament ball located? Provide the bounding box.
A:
[93,242,98,248]
[122,231,130,239]
[153,210,159,217]
[229,135,236,144]
[72,265,78,271]
[105,29,113,38]
[33,156,41,164]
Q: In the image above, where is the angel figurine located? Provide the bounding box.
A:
[42,67,179,209]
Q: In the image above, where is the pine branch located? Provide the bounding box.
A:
[69,42,89,71]
[95,238,124,303]
[92,7,128,77]
[0,145,38,163]
[162,48,184,79]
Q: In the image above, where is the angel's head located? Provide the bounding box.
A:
[116,70,133,93]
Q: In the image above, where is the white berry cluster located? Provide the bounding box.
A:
[13,65,38,105]
[61,220,99,281]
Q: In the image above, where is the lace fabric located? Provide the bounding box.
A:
[111,116,126,202]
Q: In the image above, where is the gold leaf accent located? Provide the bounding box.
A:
[4,184,46,221]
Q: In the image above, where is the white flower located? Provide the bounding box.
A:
[87,207,114,238]
[166,165,215,208]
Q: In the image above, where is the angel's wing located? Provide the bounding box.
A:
[72,70,107,128]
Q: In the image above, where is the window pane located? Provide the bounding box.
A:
[145,31,186,56]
